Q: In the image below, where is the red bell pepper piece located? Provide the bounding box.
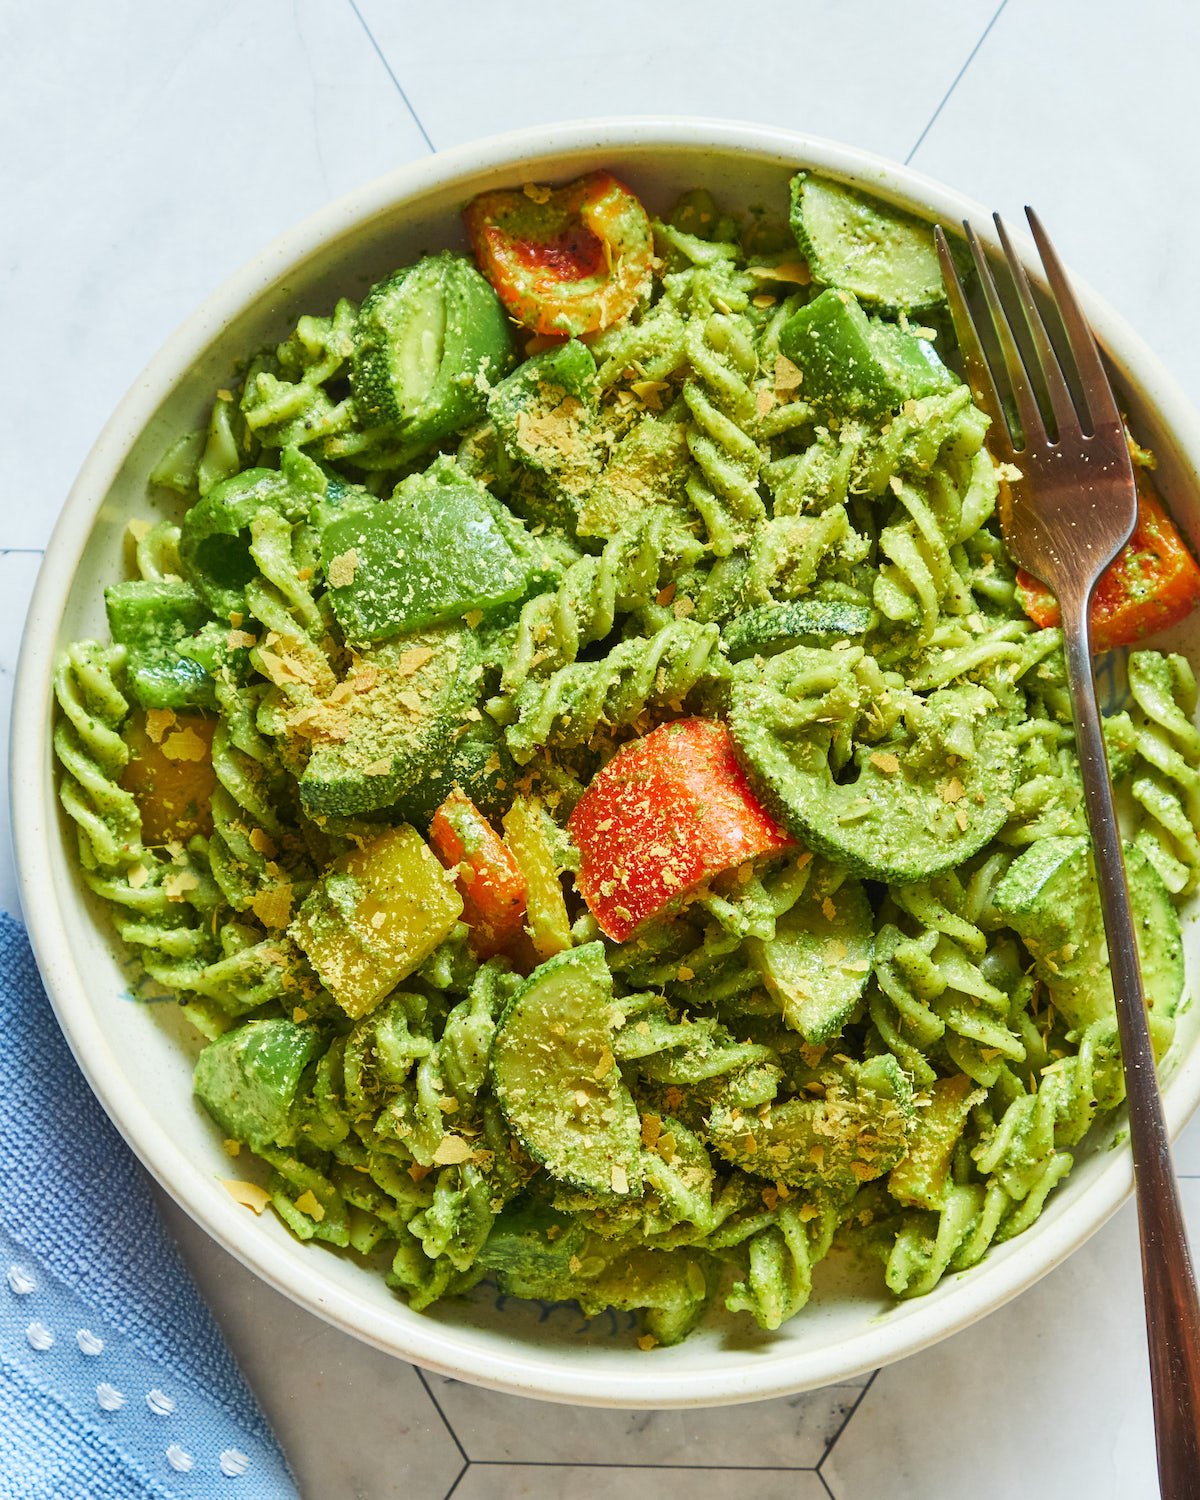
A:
[1016,478,1200,651]
[430,789,527,957]
[463,171,653,338]
[568,718,794,942]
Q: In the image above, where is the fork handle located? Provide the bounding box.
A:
[1062,605,1200,1497]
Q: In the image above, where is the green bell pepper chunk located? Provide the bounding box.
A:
[320,463,543,643]
[104,580,214,709]
[176,618,254,685]
[179,464,308,618]
[308,469,375,535]
[486,339,599,532]
[488,338,598,476]
[778,288,956,419]
[193,1018,322,1151]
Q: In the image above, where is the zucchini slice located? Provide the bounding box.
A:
[747,866,873,1042]
[993,835,1183,1034]
[299,625,480,818]
[790,173,945,316]
[708,1054,914,1195]
[729,680,1017,884]
[352,253,516,450]
[723,600,874,662]
[490,942,643,1197]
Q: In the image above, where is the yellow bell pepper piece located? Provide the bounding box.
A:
[502,795,572,959]
[888,1074,984,1210]
[290,824,462,1019]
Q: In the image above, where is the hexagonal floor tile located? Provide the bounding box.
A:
[452,1465,830,1500]
[430,1372,859,1468]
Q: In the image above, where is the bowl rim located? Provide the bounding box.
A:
[13,114,1200,1408]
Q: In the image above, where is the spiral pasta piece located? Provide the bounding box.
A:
[998,726,1087,848]
[870,887,1026,1089]
[682,313,765,555]
[240,297,359,454]
[1125,651,1200,894]
[84,861,214,971]
[501,510,702,694]
[133,521,185,582]
[591,295,689,390]
[53,641,304,1026]
[504,618,725,763]
[886,1180,994,1297]
[614,1003,778,1088]
[695,855,814,945]
[205,714,292,909]
[724,1199,839,1330]
[249,509,325,639]
[763,431,858,518]
[54,642,141,871]
[873,479,971,644]
[855,388,988,500]
[908,618,1060,695]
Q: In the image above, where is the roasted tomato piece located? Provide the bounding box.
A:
[569,718,794,942]
[1016,475,1200,651]
[430,788,527,958]
[464,171,653,337]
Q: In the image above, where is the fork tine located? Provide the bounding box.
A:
[934,226,1010,451]
[993,213,1080,440]
[963,221,1048,451]
[1025,207,1123,435]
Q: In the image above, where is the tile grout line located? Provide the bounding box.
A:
[442,1458,468,1500]
[345,0,436,153]
[465,1460,814,1472]
[817,1470,838,1500]
[816,1366,880,1493]
[904,0,1010,165]
[414,1367,470,1466]
[0,549,45,557]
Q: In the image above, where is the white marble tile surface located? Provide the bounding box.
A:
[909,0,1200,402]
[5,2,1200,1497]
[353,0,997,160]
[0,0,429,554]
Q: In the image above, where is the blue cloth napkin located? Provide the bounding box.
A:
[0,912,299,1499]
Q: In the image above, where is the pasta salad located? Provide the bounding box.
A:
[54,170,1200,1346]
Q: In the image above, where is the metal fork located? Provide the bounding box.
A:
[936,212,1200,1496]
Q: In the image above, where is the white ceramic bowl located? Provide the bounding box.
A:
[14,118,1200,1408]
